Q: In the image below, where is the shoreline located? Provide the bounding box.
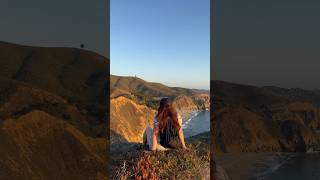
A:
[215,152,320,180]
[215,152,294,180]
[182,110,201,129]
[182,110,210,138]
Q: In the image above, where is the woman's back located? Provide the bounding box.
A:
[159,117,182,148]
[146,98,187,151]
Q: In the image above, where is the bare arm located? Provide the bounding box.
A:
[152,127,159,151]
[178,127,187,149]
[177,114,187,149]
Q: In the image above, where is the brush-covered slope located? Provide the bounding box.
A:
[212,81,320,152]
[110,132,210,180]
[111,75,178,98]
[110,75,205,98]
[0,111,107,180]
[0,41,108,179]
[110,96,156,143]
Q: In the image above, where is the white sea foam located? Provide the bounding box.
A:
[256,154,295,180]
[306,150,320,154]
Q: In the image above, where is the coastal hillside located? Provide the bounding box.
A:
[110,96,156,143]
[110,76,211,179]
[0,111,107,179]
[110,75,204,99]
[262,86,320,106]
[0,42,108,179]
[212,80,320,153]
[110,75,210,143]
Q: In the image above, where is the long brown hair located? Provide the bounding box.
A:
[156,98,180,133]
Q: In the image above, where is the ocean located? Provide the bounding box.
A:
[259,153,320,180]
[182,110,210,138]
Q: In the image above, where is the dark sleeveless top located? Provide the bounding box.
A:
[159,118,182,149]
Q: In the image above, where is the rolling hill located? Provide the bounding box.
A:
[0,41,108,179]
[0,41,108,107]
[110,75,204,99]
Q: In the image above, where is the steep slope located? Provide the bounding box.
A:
[110,132,210,179]
[0,42,108,179]
[110,96,156,143]
[212,81,320,152]
[0,77,106,138]
[0,111,107,180]
[174,94,210,120]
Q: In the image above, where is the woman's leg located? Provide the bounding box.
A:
[143,128,148,149]
[144,127,153,150]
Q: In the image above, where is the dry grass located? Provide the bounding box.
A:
[113,142,209,180]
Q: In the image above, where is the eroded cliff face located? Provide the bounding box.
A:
[174,94,210,120]
[110,96,156,143]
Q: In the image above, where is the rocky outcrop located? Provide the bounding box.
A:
[174,94,210,120]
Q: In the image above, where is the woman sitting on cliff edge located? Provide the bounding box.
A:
[143,98,187,151]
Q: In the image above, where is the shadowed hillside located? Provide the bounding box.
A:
[0,41,108,107]
[0,41,108,179]
[212,80,320,153]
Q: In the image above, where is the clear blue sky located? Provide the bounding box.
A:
[111,0,210,90]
